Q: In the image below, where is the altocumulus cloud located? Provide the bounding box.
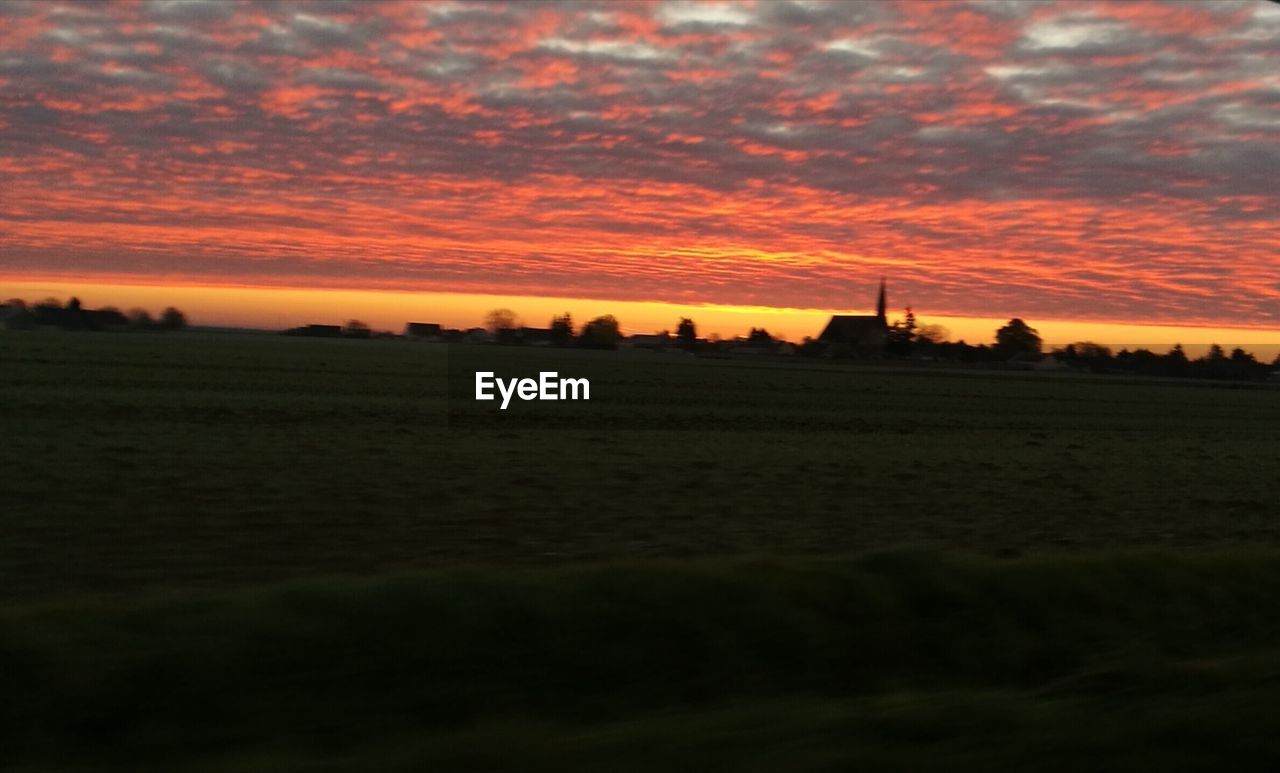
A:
[0,0,1276,326]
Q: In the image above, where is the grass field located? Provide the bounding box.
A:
[2,331,1279,769]
[2,332,1278,597]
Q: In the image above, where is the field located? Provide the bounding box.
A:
[2,331,1280,770]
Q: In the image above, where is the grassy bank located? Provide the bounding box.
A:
[7,550,1280,770]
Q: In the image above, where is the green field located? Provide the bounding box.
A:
[2,331,1279,770]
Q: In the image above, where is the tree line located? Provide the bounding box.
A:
[484,306,1279,383]
[1,297,188,331]
[877,310,1279,382]
[485,308,626,349]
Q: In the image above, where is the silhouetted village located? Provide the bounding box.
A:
[5,287,1278,384]
[283,280,1279,383]
[0,297,186,332]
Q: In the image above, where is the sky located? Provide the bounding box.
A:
[1,0,1278,344]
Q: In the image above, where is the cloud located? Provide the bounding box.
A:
[0,0,1276,327]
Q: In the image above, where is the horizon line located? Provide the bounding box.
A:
[2,275,1280,353]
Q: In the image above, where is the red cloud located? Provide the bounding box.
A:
[0,0,1276,329]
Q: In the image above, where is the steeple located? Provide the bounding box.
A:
[875,277,886,321]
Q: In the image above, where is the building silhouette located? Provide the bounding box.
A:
[818,278,889,354]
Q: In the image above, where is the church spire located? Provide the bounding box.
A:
[876,277,887,321]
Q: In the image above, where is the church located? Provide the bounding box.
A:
[817,278,889,353]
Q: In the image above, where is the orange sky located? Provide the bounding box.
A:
[1,2,1277,337]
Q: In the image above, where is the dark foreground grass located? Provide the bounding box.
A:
[7,550,1280,771]
[4,332,1279,769]
[2,332,1279,598]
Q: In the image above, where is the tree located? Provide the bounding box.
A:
[1226,348,1264,381]
[549,313,573,346]
[2,299,26,311]
[994,318,1042,356]
[578,315,621,349]
[1061,341,1112,373]
[915,323,949,345]
[902,307,917,336]
[484,308,518,334]
[747,327,772,343]
[1116,347,1162,377]
[128,308,154,329]
[1163,344,1188,377]
[886,307,917,356]
[1192,344,1230,380]
[1229,348,1255,365]
[1068,342,1111,359]
[676,318,696,350]
[343,319,370,338]
[160,307,188,330]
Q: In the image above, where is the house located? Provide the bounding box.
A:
[518,327,553,346]
[626,333,670,350]
[88,308,129,330]
[1,306,35,330]
[34,303,92,330]
[404,322,443,341]
[818,279,889,356]
[725,341,780,357]
[493,327,553,345]
[5,299,99,331]
[283,324,342,337]
[1,300,135,332]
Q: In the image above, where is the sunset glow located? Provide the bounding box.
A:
[1,1,1277,338]
[2,279,1276,360]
